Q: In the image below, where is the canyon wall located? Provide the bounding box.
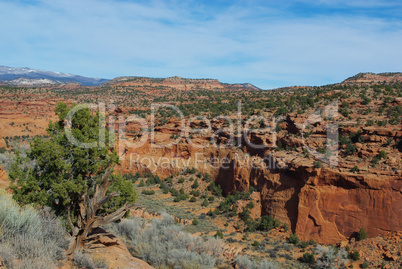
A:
[119,129,402,245]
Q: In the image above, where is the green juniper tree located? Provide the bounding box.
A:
[9,102,137,254]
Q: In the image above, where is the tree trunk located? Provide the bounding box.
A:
[66,168,137,256]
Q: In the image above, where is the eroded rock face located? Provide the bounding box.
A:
[117,120,402,245]
[215,153,402,245]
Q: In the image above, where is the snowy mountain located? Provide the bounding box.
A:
[0,66,109,86]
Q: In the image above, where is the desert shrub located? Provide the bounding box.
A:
[245,219,258,232]
[0,191,67,269]
[207,209,215,217]
[146,175,161,185]
[361,261,368,268]
[191,179,199,189]
[246,201,255,209]
[345,143,357,156]
[208,182,222,197]
[283,223,289,232]
[357,227,367,241]
[190,190,200,197]
[314,161,323,168]
[287,233,300,244]
[123,172,140,183]
[239,208,251,222]
[173,193,189,202]
[351,166,360,173]
[105,213,225,269]
[377,150,387,159]
[214,230,224,239]
[234,255,278,269]
[258,215,276,231]
[348,250,360,261]
[300,241,309,249]
[203,173,213,182]
[170,188,179,196]
[141,189,155,195]
[315,245,348,268]
[192,219,199,225]
[361,96,371,105]
[299,252,315,264]
[73,251,96,269]
[73,252,108,269]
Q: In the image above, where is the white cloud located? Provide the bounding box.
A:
[0,0,401,88]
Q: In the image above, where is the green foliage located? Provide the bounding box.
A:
[361,261,368,268]
[348,250,360,261]
[201,199,209,207]
[141,189,156,195]
[146,174,161,185]
[192,219,199,225]
[288,233,300,244]
[239,208,251,222]
[202,173,213,182]
[284,222,289,232]
[361,96,371,105]
[8,102,137,225]
[173,193,189,202]
[299,252,315,264]
[123,172,140,183]
[300,241,309,248]
[104,175,137,214]
[252,240,260,247]
[189,190,200,197]
[357,227,367,241]
[170,188,179,196]
[246,201,254,209]
[208,182,223,197]
[345,143,357,156]
[214,230,224,239]
[258,215,276,231]
[351,166,360,173]
[191,179,199,189]
[377,150,387,159]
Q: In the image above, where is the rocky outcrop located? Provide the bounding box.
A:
[118,117,402,245]
[215,152,402,245]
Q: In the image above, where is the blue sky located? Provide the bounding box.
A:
[1,0,401,89]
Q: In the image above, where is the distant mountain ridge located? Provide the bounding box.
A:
[0,65,109,86]
[343,72,402,84]
[104,76,262,91]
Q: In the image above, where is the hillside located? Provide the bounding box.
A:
[0,72,401,268]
